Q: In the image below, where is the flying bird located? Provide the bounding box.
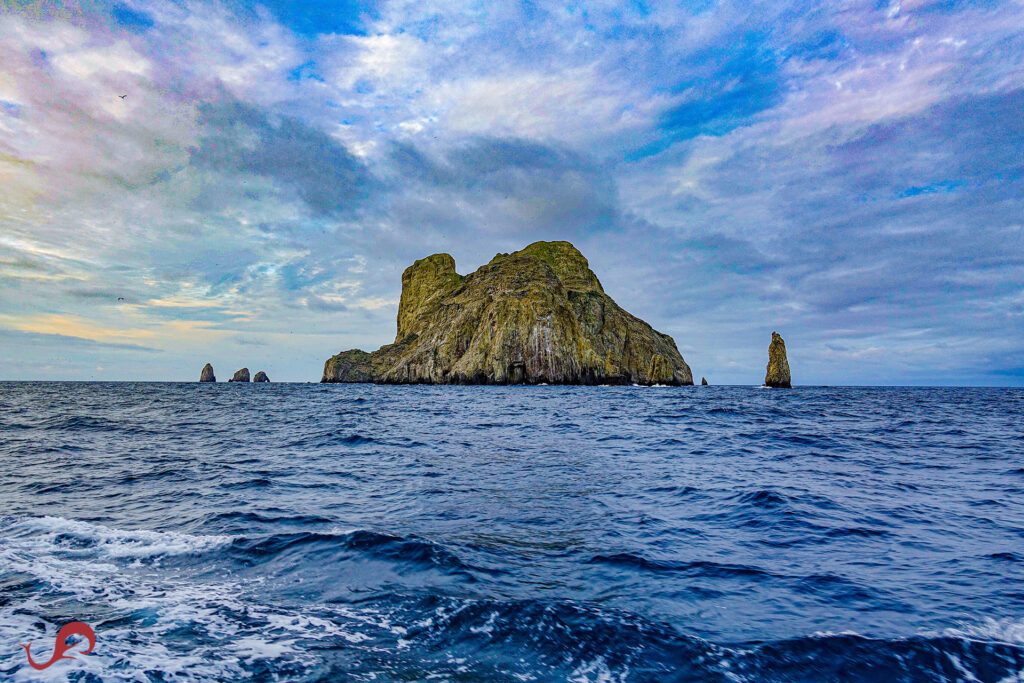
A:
[118,94,127,99]
[117,297,126,302]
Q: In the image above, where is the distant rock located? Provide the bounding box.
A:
[701,377,708,385]
[229,368,250,382]
[321,241,693,385]
[253,371,270,383]
[200,363,216,382]
[764,332,792,388]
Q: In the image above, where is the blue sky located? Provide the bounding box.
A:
[0,0,1022,384]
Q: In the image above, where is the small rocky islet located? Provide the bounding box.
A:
[199,363,215,382]
[322,241,694,385]
[764,332,792,388]
[197,365,270,383]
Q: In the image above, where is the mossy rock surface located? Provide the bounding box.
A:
[322,241,693,385]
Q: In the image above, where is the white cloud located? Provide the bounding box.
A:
[51,40,151,79]
[331,33,428,90]
[426,68,662,142]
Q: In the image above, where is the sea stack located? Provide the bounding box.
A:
[322,241,693,385]
[764,332,792,388]
[253,371,269,383]
[701,377,708,385]
[200,363,216,382]
[230,368,250,382]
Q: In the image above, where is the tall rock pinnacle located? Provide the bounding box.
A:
[764,332,792,388]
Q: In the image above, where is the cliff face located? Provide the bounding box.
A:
[764,332,792,388]
[230,368,250,382]
[322,241,693,386]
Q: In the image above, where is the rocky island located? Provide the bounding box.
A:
[322,241,693,385]
[765,331,792,388]
[200,363,216,382]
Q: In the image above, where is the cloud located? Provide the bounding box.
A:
[304,295,349,312]
[1,0,1023,384]
[190,99,377,217]
[384,137,620,250]
[50,39,151,79]
[232,335,268,346]
[329,33,427,90]
[0,328,160,353]
[654,32,785,145]
[426,67,660,143]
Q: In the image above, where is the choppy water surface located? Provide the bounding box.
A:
[1,383,1023,681]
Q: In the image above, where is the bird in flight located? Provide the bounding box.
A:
[118,94,127,99]
[117,297,126,302]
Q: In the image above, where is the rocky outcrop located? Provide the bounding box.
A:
[322,241,693,385]
[200,363,216,382]
[701,377,708,385]
[764,332,792,388]
[229,368,250,382]
[253,371,269,383]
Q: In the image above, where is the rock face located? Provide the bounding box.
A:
[200,363,216,382]
[322,241,693,385]
[230,368,250,383]
[253,371,270,383]
[701,377,708,385]
[764,332,792,388]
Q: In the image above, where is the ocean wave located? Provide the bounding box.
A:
[1,516,230,560]
[2,526,1022,683]
[201,510,336,529]
[224,528,491,581]
[586,553,775,580]
[938,617,1024,645]
[313,598,1024,682]
[284,431,378,449]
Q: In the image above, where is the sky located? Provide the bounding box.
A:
[0,0,1022,385]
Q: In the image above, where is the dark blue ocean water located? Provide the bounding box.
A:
[1,383,1023,681]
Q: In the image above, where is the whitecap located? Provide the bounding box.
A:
[0,516,380,680]
[939,617,1024,645]
[5,515,230,560]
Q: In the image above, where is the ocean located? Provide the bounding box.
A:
[1,382,1022,681]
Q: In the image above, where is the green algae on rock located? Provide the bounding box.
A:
[322,241,693,386]
[764,332,792,388]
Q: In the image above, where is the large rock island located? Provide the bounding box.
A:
[322,241,693,385]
